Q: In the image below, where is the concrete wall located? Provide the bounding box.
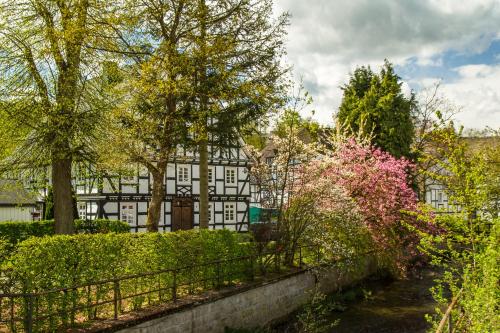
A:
[117,256,377,333]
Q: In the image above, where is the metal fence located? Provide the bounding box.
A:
[0,244,321,332]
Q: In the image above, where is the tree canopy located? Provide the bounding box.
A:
[336,60,416,159]
[0,0,124,233]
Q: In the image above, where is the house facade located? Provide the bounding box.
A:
[74,140,253,232]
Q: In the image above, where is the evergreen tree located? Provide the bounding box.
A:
[336,60,416,159]
[44,187,54,220]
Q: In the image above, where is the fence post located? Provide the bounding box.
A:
[216,261,222,288]
[299,247,303,268]
[25,294,33,333]
[158,273,162,302]
[10,296,15,332]
[275,250,280,273]
[172,270,177,302]
[250,255,255,281]
[113,280,120,320]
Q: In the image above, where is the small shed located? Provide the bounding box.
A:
[0,180,41,222]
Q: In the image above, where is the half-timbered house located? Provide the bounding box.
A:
[74,139,253,232]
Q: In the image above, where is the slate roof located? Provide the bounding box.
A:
[0,180,38,205]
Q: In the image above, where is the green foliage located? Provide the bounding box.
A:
[0,219,130,245]
[1,229,254,331]
[44,187,54,220]
[73,219,131,234]
[296,290,338,333]
[337,60,416,159]
[0,220,55,245]
[274,110,320,143]
[418,126,499,332]
[458,220,500,332]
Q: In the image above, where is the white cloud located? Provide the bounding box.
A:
[443,65,500,129]
[415,65,500,129]
[275,0,500,128]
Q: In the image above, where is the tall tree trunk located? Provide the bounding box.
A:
[52,157,75,234]
[199,137,209,229]
[147,163,166,232]
[197,0,210,229]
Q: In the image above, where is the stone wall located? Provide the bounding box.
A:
[117,256,377,333]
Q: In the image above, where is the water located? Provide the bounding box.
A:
[326,268,439,333]
[274,268,440,333]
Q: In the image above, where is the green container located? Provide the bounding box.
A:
[249,206,261,224]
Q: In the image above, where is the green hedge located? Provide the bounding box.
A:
[1,229,255,331]
[0,219,130,244]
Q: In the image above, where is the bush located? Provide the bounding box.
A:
[1,229,256,331]
[74,219,131,234]
[0,219,130,244]
[0,220,55,244]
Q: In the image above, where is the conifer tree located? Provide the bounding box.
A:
[336,60,416,159]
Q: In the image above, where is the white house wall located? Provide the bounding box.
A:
[0,206,36,222]
[74,142,252,233]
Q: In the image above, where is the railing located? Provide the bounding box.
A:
[435,288,463,333]
[0,244,325,332]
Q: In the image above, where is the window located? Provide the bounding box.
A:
[122,175,135,183]
[77,171,86,184]
[208,167,214,184]
[78,203,87,220]
[177,165,190,183]
[121,203,135,224]
[224,202,235,222]
[208,202,214,222]
[225,168,236,185]
[437,192,443,202]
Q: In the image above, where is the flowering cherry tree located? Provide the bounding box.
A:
[288,136,426,268]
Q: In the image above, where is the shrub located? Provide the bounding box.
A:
[73,219,131,234]
[1,229,256,331]
[0,219,130,244]
[0,220,55,245]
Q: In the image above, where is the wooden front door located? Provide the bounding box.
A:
[172,197,193,231]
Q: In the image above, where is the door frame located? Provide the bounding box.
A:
[171,197,194,231]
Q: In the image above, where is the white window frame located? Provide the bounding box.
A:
[224,202,236,223]
[120,203,135,225]
[208,202,214,222]
[78,203,87,220]
[208,166,215,185]
[225,167,237,186]
[177,165,191,184]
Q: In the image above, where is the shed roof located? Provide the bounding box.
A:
[0,180,38,205]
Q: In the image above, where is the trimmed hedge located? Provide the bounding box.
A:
[1,229,255,331]
[0,219,130,244]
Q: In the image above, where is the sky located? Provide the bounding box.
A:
[274,0,500,130]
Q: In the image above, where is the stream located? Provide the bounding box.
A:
[274,268,441,333]
[325,268,440,333]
